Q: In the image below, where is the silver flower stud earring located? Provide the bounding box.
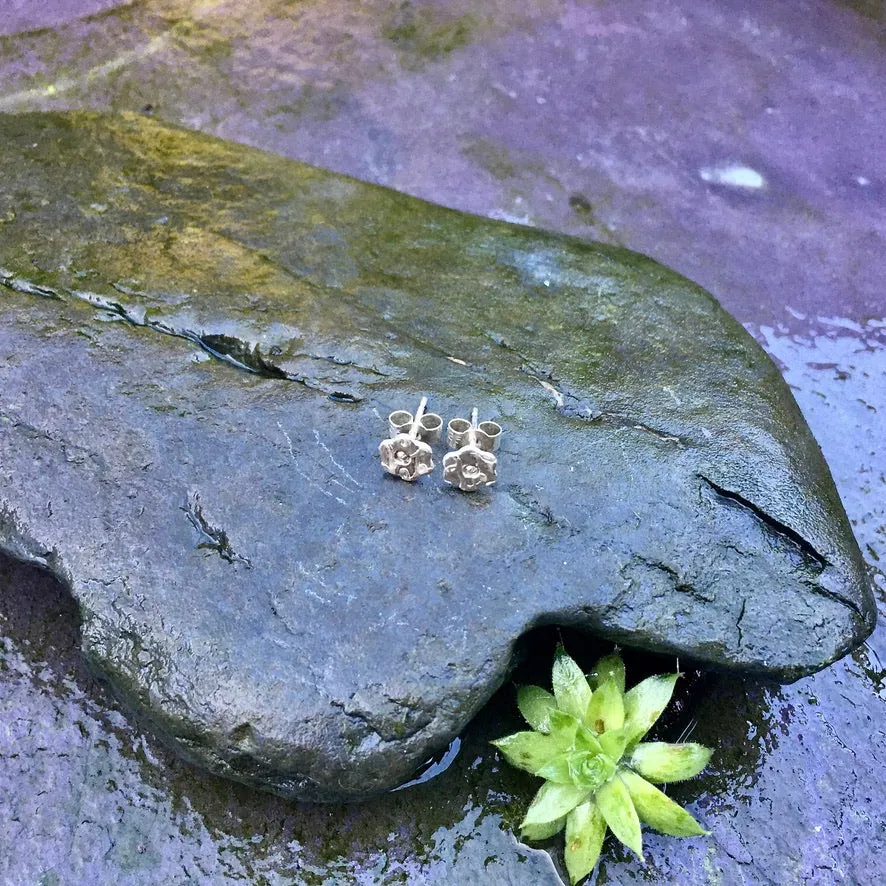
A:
[378,396,443,481]
[443,408,502,492]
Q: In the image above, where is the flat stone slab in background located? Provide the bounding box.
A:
[0,112,875,801]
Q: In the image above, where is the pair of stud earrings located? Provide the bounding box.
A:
[378,396,502,492]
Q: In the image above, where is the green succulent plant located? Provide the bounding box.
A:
[492,647,712,885]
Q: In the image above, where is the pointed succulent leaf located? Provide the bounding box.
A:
[585,679,625,734]
[522,782,591,827]
[565,800,607,886]
[536,753,576,785]
[598,726,629,763]
[521,815,567,842]
[517,685,558,733]
[552,648,593,721]
[572,719,605,756]
[630,742,712,783]
[596,774,644,859]
[588,654,626,694]
[623,674,678,747]
[548,709,582,744]
[620,769,708,837]
[491,731,568,774]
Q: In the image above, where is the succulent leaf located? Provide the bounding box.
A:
[598,726,629,763]
[517,685,558,733]
[522,782,591,827]
[585,678,625,734]
[630,742,712,783]
[572,719,606,757]
[619,770,708,837]
[521,816,567,841]
[595,774,644,859]
[623,673,678,747]
[552,648,594,721]
[491,731,569,774]
[588,654,626,694]
[546,710,606,758]
[565,800,607,885]
[548,709,581,743]
[535,753,576,785]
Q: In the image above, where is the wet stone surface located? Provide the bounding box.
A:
[2,0,885,331]
[1,0,885,883]
[0,110,874,803]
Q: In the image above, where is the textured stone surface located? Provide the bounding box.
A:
[0,111,874,802]
[1,0,885,883]
[4,327,885,884]
[2,0,884,333]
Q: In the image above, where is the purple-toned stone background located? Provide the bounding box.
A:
[1,1,884,883]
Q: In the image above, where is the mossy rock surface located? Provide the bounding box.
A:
[0,111,874,801]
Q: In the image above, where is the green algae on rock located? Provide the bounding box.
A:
[0,111,875,802]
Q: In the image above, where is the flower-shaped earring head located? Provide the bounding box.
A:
[378,396,443,481]
[443,407,502,492]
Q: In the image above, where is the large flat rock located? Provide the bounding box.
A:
[0,111,875,801]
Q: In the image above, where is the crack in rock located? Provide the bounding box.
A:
[0,267,64,300]
[699,474,827,571]
[182,491,251,567]
[1,272,371,401]
[699,474,864,618]
[507,484,576,534]
[524,364,687,446]
[624,555,716,604]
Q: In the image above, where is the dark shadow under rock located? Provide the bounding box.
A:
[0,111,874,801]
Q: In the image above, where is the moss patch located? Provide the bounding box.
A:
[382,2,479,68]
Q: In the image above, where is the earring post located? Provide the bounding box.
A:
[410,396,429,439]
